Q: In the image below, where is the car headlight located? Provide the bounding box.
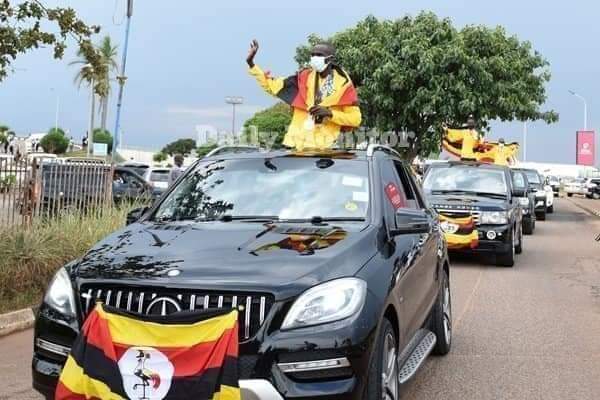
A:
[44,268,76,317]
[480,211,508,225]
[282,278,367,330]
[518,197,530,207]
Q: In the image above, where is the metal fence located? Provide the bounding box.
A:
[0,156,113,229]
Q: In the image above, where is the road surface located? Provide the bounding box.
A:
[0,199,598,399]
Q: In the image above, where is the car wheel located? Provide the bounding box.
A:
[547,204,554,214]
[523,218,534,235]
[496,230,515,267]
[430,269,452,356]
[366,318,399,400]
[593,192,600,200]
[567,193,573,197]
[536,209,546,221]
[515,226,523,254]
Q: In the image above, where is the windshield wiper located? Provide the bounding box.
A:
[473,192,507,199]
[281,216,366,224]
[218,215,279,223]
[431,190,471,195]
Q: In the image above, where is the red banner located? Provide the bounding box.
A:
[576,131,595,166]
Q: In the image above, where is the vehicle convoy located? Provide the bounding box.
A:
[422,162,523,267]
[513,168,553,220]
[511,170,536,235]
[33,146,452,400]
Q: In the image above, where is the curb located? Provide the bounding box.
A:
[0,308,35,337]
[567,198,600,218]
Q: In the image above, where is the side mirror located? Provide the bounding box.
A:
[126,207,148,225]
[390,209,431,236]
[512,188,526,197]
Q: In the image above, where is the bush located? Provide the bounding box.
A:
[0,206,132,313]
[40,128,69,154]
[0,174,16,192]
[93,128,113,153]
[162,138,196,156]
[153,152,167,163]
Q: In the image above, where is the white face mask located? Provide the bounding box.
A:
[310,56,329,73]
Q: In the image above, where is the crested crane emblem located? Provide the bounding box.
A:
[119,346,174,400]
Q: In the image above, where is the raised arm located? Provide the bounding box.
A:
[246,39,286,96]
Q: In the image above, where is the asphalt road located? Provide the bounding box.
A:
[1,199,599,400]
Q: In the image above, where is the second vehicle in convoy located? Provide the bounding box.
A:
[513,168,553,220]
[422,161,523,267]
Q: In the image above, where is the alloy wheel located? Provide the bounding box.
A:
[381,331,399,400]
[442,283,452,344]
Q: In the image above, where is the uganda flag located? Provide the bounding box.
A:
[56,304,240,400]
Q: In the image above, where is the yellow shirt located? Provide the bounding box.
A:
[249,65,361,150]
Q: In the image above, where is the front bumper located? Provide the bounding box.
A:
[33,292,380,400]
[447,223,512,254]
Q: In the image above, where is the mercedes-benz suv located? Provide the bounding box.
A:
[33,146,452,400]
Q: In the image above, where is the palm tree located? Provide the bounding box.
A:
[70,36,119,132]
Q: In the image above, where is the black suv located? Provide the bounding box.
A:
[33,146,451,400]
[422,162,523,267]
[511,170,536,235]
[513,168,549,220]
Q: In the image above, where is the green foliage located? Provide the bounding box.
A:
[162,138,197,156]
[196,143,218,158]
[40,127,69,154]
[0,206,131,313]
[295,13,558,159]
[92,128,113,153]
[153,152,167,163]
[242,102,292,148]
[0,174,16,192]
[0,1,104,83]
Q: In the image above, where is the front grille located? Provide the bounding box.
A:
[432,205,481,225]
[79,285,274,341]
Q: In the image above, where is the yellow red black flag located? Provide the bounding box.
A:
[56,304,240,400]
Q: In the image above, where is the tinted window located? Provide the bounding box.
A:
[512,172,526,189]
[423,166,508,196]
[154,158,370,221]
[522,170,541,184]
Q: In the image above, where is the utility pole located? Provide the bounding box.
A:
[225,96,244,136]
[112,0,134,163]
[569,90,588,131]
[522,121,527,162]
[83,64,96,158]
[50,88,60,132]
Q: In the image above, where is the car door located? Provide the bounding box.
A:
[379,158,434,340]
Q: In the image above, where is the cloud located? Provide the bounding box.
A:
[167,105,263,119]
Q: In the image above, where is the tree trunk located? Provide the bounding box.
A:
[100,97,108,131]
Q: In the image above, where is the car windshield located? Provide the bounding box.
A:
[150,171,169,182]
[153,157,370,221]
[522,170,541,184]
[423,166,508,196]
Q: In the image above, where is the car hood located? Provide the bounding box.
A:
[427,194,507,211]
[74,221,378,300]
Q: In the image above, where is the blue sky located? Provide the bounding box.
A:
[0,0,598,164]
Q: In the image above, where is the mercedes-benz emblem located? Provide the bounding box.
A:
[145,297,182,316]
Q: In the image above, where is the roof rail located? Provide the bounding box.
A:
[366,144,402,159]
[204,145,260,158]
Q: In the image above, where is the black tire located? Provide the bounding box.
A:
[523,218,534,235]
[593,192,600,200]
[430,270,452,356]
[366,318,399,400]
[536,209,546,221]
[547,204,554,214]
[567,193,573,197]
[515,226,523,254]
[496,231,515,267]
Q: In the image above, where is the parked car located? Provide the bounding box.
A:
[547,175,561,195]
[564,178,588,197]
[422,161,523,267]
[120,161,150,178]
[113,166,158,204]
[513,168,552,220]
[33,146,452,400]
[142,167,170,193]
[585,178,600,200]
[512,170,536,235]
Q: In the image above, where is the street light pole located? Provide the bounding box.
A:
[523,121,527,162]
[569,90,588,131]
[225,96,244,136]
[50,88,60,132]
[87,76,95,158]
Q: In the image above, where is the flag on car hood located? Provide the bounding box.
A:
[56,304,240,400]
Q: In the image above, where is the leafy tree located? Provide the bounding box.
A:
[153,152,167,163]
[196,143,218,158]
[162,138,197,156]
[242,102,292,149]
[92,128,113,153]
[40,127,69,154]
[0,125,8,144]
[0,1,104,83]
[295,13,558,159]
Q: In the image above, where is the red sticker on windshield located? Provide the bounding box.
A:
[385,183,405,209]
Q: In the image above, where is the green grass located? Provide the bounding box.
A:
[0,207,132,313]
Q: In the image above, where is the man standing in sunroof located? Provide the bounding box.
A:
[247,39,361,150]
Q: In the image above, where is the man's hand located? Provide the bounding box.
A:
[247,39,259,67]
[309,105,332,121]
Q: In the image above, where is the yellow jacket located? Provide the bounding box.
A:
[445,128,481,160]
[249,65,361,150]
